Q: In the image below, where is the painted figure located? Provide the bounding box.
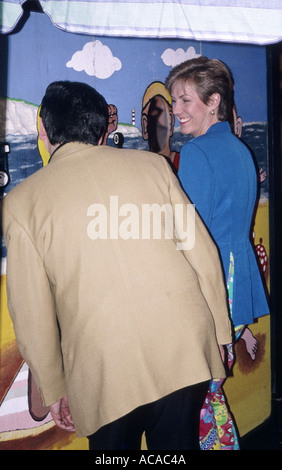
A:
[141,81,180,170]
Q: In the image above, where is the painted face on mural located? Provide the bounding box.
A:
[171,80,218,137]
[147,95,172,153]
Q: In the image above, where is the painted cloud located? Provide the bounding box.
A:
[161,46,201,67]
[66,40,122,79]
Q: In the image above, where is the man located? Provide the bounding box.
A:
[3,81,232,450]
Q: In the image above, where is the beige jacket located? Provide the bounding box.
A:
[3,143,232,437]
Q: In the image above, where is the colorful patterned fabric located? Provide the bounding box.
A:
[199,377,239,450]
[199,253,241,450]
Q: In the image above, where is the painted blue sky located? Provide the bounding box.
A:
[1,11,268,129]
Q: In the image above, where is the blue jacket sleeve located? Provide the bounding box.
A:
[178,142,215,228]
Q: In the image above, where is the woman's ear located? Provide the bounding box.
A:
[209,93,221,111]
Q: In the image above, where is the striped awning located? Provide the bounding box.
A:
[0,0,282,45]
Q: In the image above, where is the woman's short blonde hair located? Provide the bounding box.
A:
[165,56,234,122]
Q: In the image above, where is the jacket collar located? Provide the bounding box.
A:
[48,142,96,164]
[206,121,231,135]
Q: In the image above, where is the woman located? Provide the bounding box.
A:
[165,57,269,450]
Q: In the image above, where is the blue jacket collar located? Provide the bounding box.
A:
[206,121,231,134]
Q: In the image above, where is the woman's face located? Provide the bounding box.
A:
[171,80,217,137]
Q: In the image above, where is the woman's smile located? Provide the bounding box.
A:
[171,80,218,137]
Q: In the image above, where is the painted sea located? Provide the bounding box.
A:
[0,122,269,269]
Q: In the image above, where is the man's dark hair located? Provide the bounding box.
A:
[40,81,108,146]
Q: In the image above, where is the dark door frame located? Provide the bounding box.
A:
[267,43,282,431]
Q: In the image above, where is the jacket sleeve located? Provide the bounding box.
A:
[2,200,66,407]
[164,160,232,346]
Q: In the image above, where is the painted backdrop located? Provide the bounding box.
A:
[0,12,270,450]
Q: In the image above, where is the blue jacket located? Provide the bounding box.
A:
[178,121,269,326]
